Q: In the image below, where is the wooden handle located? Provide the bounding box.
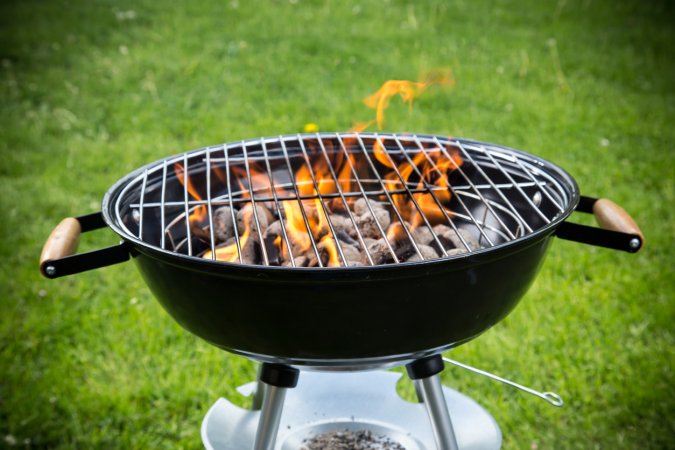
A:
[40,218,81,276]
[593,199,644,241]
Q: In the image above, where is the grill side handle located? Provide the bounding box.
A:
[40,212,130,279]
[555,196,644,252]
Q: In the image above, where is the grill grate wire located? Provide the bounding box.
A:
[115,133,568,267]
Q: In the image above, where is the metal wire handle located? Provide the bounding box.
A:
[442,357,564,407]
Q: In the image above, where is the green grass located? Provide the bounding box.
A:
[1,0,673,448]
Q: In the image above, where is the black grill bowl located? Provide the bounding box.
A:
[131,228,553,367]
[97,134,582,368]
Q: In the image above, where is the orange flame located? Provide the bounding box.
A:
[189,69,461,266]
[361,70,460,231]
[364,80,428,129]
[291,161,341,266]
[410,146,463,228]
[203,210,251,263]
[282,199,310,251]
[363,69,454,129]
[174,163,207,225]
[373,139,463,231]
[336,121,372,198]
[337,152,356,194]
[373,139,394,169]
[321,235,340,267]
[203,238,239,262]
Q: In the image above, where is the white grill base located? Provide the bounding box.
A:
[202,370,501,450]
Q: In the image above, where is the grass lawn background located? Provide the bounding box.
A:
[1,0,673,448]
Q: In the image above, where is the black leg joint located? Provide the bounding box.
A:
[259,363,299,388]
[406,355,445,380]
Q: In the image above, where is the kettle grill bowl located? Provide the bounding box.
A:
[131,215,554,368]
[102,134,579,367]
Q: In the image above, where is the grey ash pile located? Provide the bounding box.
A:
[300,429,406,450]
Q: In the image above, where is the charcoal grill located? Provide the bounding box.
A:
[40,133,643,449]
[122,133,565,264]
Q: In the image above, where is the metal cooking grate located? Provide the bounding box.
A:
[113,133,570,267]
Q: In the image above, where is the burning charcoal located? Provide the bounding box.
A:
[310,241,365,267]
[282,255,308,267]
[237,236,261,265]
[432,224,451,237]
[447,248,467,256]
[459,229,480,250]
[221,237,236,247]
[312,238,349,267]
[366,239,395,265]
[237,203,274,235]
[407,244,439,262]
[384,221,419,261]
[362,237,378,248]
[386,221,412,248]
[412,225,435,246]
[213,206,236,243]
[356,208,391,239]
[286,236,313,262]
[306,256,319,268]
[342,243,365,266]
[433,224,479,251]
[295,255,309,267]
[370,208,392,229]
[263,220,283,239]
[190,223,211,242]
[328,197,350,214]
[328,214,358,239]
[306,240,329,267]
[413,225,446,255]
[263,220,300,262]
[394,242,415,261]
[298,201,318,223]
[355,214,381,239]
[261,201,279,218]
[207,234,260,265]
[201,235,259,264]
[263,234,281,265]
[280,233,314,263]
[336,230,359,246]
[353,197,385,216]
[420,244,439,259]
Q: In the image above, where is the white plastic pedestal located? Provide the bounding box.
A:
[202,370,501,450]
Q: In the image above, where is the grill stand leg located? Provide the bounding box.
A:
[252,363,299,450]
[252,365,266,410]
[407,355,460,450]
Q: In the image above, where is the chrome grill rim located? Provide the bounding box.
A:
[102,133,580,271]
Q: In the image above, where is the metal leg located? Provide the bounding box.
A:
[407,356,459,450]
[252,365,266,410]
[253,384,288,450]
[252,364,299,450]
[413,377,425,403]
[416,374,460,450]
